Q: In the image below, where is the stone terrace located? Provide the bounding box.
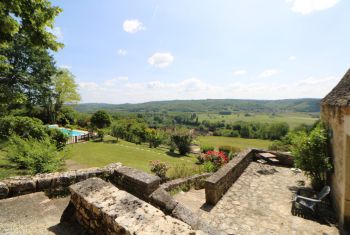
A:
[174,162,339,235]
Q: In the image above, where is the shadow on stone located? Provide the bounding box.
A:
[257,168,278,175]
[47,222,90,235]
[200,203,214,212]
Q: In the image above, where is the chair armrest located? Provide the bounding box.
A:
[295,195,322,203]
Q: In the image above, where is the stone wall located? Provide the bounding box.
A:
[149,188,224,235]
[0,163,122,199]
[322,104,350,229]
[109,166,160,200]
[66,177,202,235]
[205,149,254,205]
[161,173,212,192]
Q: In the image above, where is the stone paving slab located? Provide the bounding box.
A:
[0,192,87,235]
[175,162,340,235]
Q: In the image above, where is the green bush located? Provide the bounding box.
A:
[170,129,193,155]
[0,116,48,140]
[200,145,215,153]
[203,161,216,173]
[291,123,333,189]
[91,110,111,129]
[6,135,68,174]
[47,128,68,150]
[218,145,240,160]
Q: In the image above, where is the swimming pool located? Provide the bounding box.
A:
[48,125,87,137]
[59,128,87,137]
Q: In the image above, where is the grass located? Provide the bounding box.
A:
[197,112,318,129]
[197,136,272,150]
[69,136,198,173]
[0,135,273,179]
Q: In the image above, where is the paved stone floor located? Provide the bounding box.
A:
[174,162,340,235]
[0,192,87,235]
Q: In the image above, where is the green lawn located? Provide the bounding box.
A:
[197,112,318,129]
[197,136,272,150]
[0,135,272,179]
[69,136,197,173]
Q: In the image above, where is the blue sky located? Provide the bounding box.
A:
[51,0,350,104]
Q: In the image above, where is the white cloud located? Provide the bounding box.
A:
[286,0,340,15]
[77,75,340,103]
[233,70,247,76]
[148,52,174,68]
[59,65,71,69]
[123,19,145,33]
[103,76,129,86]
[259,69,279,78]
[118,49,127,56]
[288,56,297,61]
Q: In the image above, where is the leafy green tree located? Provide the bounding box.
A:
[90,110,111,129]
[146,128,164,148]
[291,123,333,189]
[56,106,78,126]
[111,123,126,142]
[0,116,48,140]
[47,128,68,150]
[268,122,289,140]
[47,69,80,123]
[0,1,63,115]
[171,129,193,155]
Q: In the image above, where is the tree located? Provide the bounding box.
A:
[146,128,164,148]
[171,129,193,155]
[90,110,111,129]
[291,123,333,189]
[111,123,126,142]
[0,1,63,115]
[51,69,80,122]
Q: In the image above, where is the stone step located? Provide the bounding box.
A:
[67,177,205,235]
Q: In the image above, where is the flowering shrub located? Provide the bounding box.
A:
[198,150,228,172]
[149,160,169,180]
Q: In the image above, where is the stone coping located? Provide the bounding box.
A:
[66,177,203,235]
[110,166,160,199]
[0,163,122,199]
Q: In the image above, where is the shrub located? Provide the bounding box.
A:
[198,150,228,171]
[0,116,48,140]
[291,123,333,189]
[47,128,68,150]
[200,145,215,153]
[149,160,169,180]
[6,135,67,174]
[167,163,203,179]
[203,161,216,173]
[171,129,193,155]
[218,146,240,160]
[97,129,105,141]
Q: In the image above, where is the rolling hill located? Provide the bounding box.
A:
[73,98,321,114]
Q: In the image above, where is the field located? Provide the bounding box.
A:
[68,136,198,173]
[197,112,318,129]
[197,136,272,150]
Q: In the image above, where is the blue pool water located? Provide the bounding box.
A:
[59,128,86,137]
[48,125,86,137]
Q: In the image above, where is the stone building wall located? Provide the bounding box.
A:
[321,104,350,228]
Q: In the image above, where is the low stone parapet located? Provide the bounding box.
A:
[0,163,122,199]
[205,149,254,205]
[67,177,202,235]
[161,173,212,192]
